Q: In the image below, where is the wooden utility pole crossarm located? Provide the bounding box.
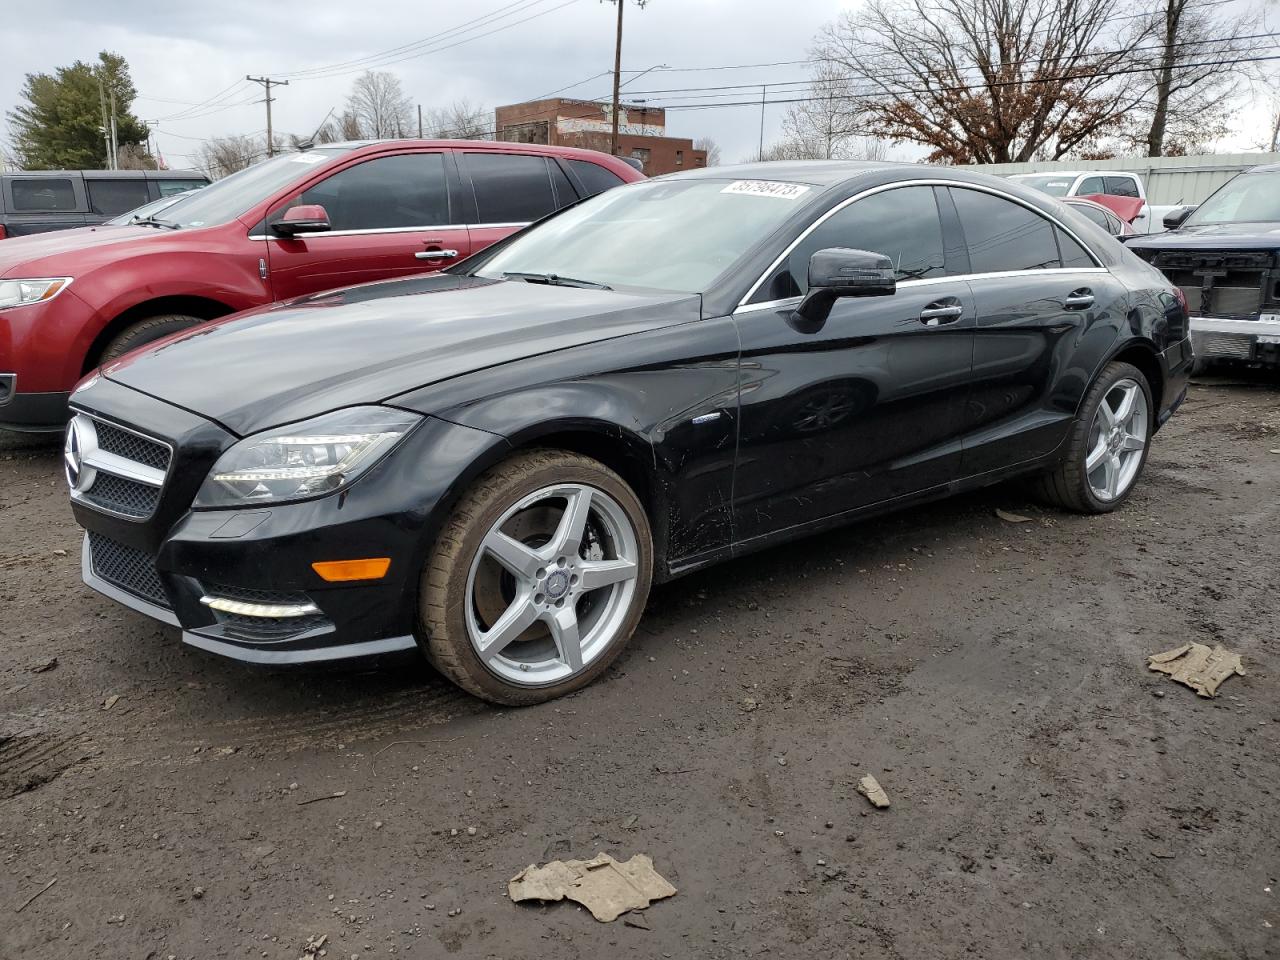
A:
[246,75,288,157]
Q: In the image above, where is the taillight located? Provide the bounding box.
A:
[0,224,7,240]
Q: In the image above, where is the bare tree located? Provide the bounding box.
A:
[197,134,279,179]
[755,137,829,162]
[423,99,491,139]
[345,70,413,139]
[1133,0,1262,156]
[815,0,1146,163]
[780,61,861,159]
[115,143,157,170]
[694,136,722,165]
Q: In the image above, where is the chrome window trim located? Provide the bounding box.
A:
[733,267,1109,317]
[248,221,530,241]
[738,179,1105,309]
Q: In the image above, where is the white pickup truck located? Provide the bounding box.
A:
[1007,170,1181,234]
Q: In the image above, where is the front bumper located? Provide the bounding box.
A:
[0,375,70,432]
[68,375,509,665]
[1190,315,1280,365]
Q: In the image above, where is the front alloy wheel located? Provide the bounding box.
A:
[421,451,652,705]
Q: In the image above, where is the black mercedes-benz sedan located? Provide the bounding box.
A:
[66,161,1192,704]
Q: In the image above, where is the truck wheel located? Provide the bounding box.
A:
[1034,361,1154,514]
[420,449,653,706]
[100,314,203,363]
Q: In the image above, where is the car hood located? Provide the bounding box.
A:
[0,223,189,278]
[101,273,701,436]
[1128,221,1280,250]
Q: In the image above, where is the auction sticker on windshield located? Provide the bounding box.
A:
[722,180,811,200]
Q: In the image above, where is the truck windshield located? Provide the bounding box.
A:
[1012,175,1075,197]
[160,150,348,229]
[472,178,819,294]
[1186,171,1280,225]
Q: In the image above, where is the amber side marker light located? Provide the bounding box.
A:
[312,558,392,582]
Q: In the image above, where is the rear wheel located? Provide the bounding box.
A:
[420,450,653,705]
[1035,361,1153,513]
[100,313,203,363]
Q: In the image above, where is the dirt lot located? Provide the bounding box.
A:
[1,376,1277,960]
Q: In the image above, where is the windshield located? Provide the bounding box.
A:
[473,178,819,294]
[106,192,194,225]
[1185,172,1280,225]
[160,149,348,228]
[1012,174,1076,197]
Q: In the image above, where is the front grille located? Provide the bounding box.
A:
[1153,249,1275,319]
[93,421,171,471]
[88,532,169,608]
[1200,334,1254,360]
[81,472,160,519]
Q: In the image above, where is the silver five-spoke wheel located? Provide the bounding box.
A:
[1085,377,1148,502]
[466,483,640,686]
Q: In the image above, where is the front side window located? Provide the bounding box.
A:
[1072,203,1113,231]
[1104,177,1140,198]
[463,153,556,224]
[1077,176,1106,195]
[87,179,150,217]
[12,178,76,212]
[951,188,1062,273]
[473,178,819,295]
[755,186,948,301]
[285,153,448,231]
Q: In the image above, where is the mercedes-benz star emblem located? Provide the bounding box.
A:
[64,416,97,493]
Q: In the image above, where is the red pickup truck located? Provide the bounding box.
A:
[0,140,642,432]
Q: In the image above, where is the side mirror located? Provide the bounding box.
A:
[1162,205,1196,230]
[796,248,896,324]
[272,204,331,237]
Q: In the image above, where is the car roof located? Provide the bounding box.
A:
[662,159,907,186]
[1010,170,1132,179]
[328,138,632,161]
[1248,162,1280,172]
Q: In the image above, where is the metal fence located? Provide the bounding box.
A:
[973,153,1280,206]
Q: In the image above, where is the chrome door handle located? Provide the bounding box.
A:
[415,249,458,260]
[919,305,964,326]
[1063,292,1095,309]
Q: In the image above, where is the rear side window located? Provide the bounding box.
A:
[87,179,151,217]
[464,153,557,224]
[755,185,947,301]
[294,153,448,231]
[1056,228,1096,268]
[567,159,625,198]
[157,179,207,197]
[951,189,1061,272]
[1104,177,1140,198]
[1073,203,1112,231]
[12,178,77,212]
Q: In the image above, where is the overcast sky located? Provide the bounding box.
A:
[0,0,1270,172]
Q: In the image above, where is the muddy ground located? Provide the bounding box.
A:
[1,376,1277,960]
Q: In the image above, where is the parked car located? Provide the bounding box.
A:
[1063,196,1137,239]
[1127,162,1280,371]
[65,161,1192,704]
[0,140,642,432]
[1008,170,1179,234]
[0,169,208,239]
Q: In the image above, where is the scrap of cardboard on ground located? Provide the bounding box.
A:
[858,774,891,808]
[1147,642,1245,698]
[508,852,676,922]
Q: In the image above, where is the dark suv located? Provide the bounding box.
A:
[0,170,208,238]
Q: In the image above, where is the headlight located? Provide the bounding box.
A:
[195,406,422,507]
[0,277,72,310]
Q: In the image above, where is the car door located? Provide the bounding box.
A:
[457,151,576,255]
[731,184,977,543]
[263,150,469,300]
[950,186,1129,473]
[3,175,88,236]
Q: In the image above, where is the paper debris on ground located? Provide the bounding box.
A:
[508,852,676,922]
[858,774,891,808]
[1147,643,1245,698]
[995,508,1034,523]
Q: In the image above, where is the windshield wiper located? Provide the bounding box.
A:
[501,271,611,290]
[134,216,180,230]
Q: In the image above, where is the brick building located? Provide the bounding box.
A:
[494,99,706,177]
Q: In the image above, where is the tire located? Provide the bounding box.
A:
[1034,361,1154,514]
[420,449,653,706]
[100,314,203,363]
